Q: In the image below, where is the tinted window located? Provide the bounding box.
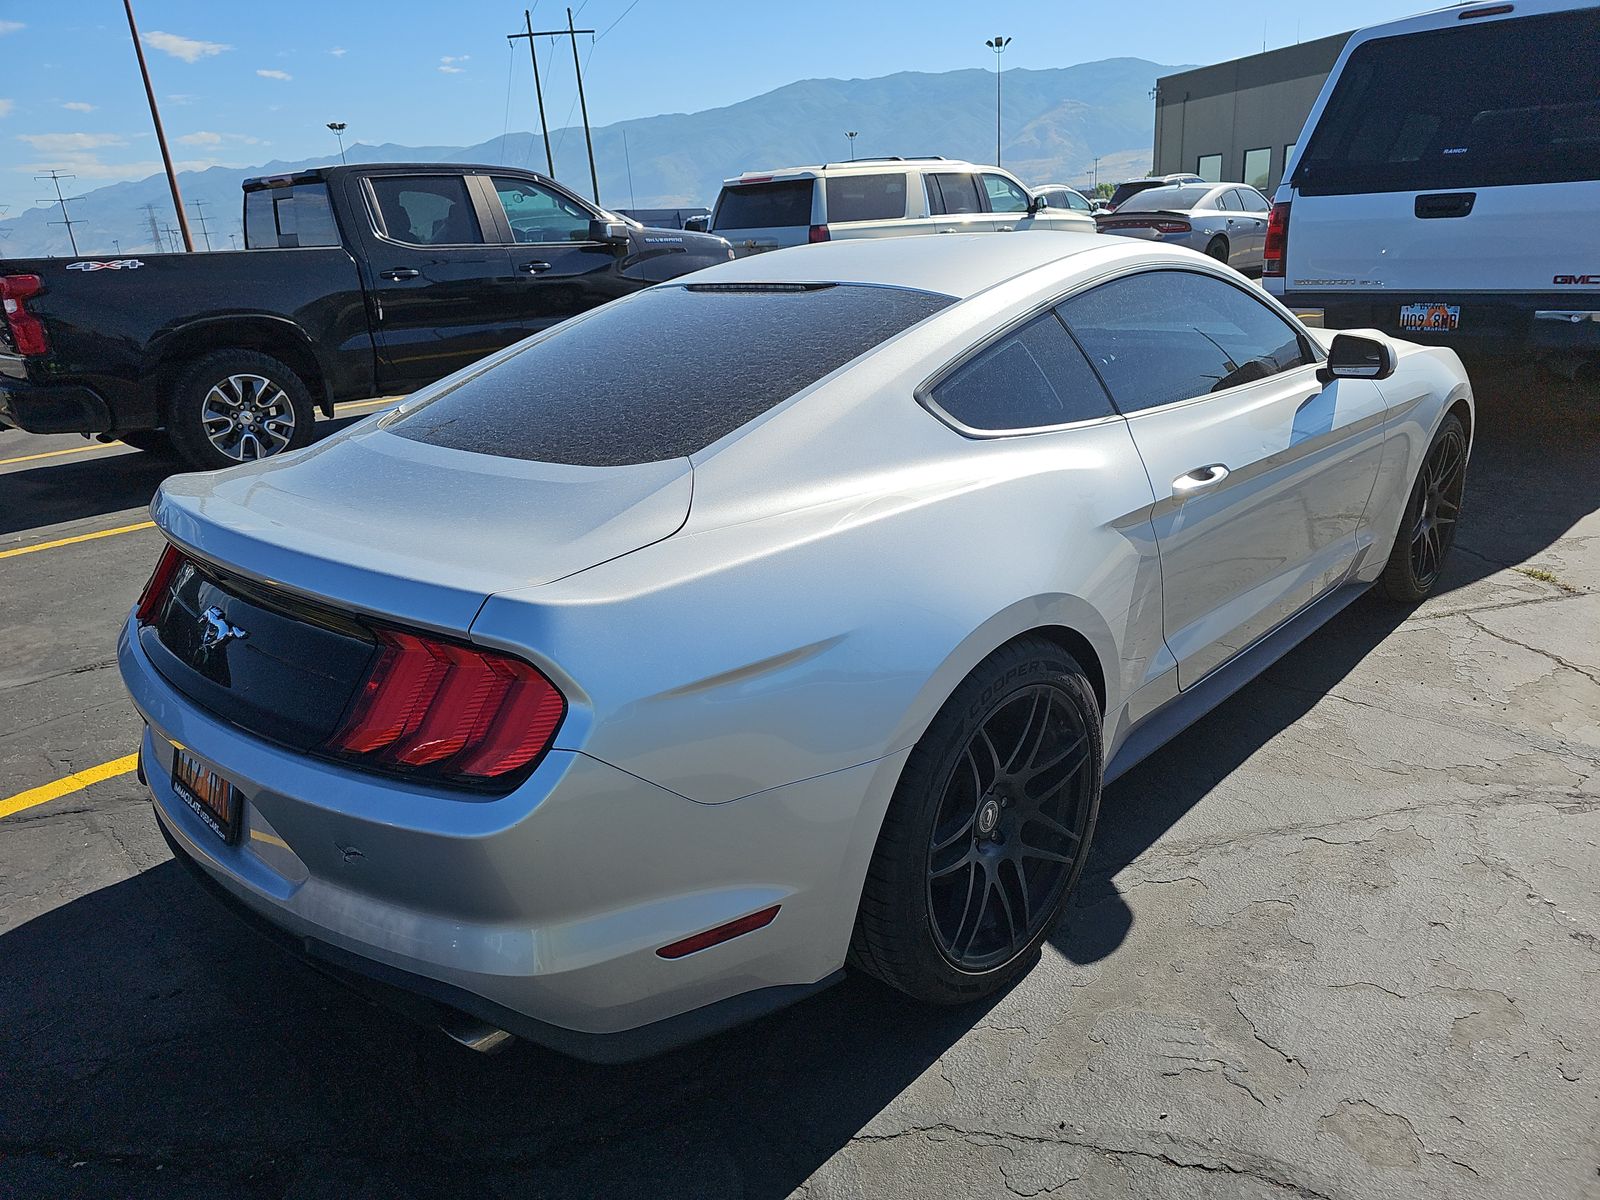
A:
[1237,187,1270,213]
[391,284,953,466]
[713,181,813,230]
[1060,271,1312,413]
[371,176,483,245]
[1062,190,1092,212]
[1296,9,1600,195]
[930,173,983,215]
[980,173,1030,213]
[929,313,1114,432]
[1242,147,1272,192]
[1108,180,1160,208]
[1216,189,1242,211]
[1120,185,1210,212]
[244,182,339,249]
[493,176,591,243]
[824,173,907,223]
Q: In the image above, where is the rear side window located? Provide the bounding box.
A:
[713,181,813,230]
[824,174,907,223]
[390,284,953,466]
[929,173,983,215]
[1060,271,1311,413]
[1295,8,1600,195]
[244,183,339,249]
[370,176,483,245]
[1216,189,1242,211]
[928,313,1114,433]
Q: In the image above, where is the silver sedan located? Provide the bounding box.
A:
[1097,182,1273,275]
[119,233,1472,1060]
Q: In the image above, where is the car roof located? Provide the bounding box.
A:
[721,158,985,186]
[670,231,1146,301]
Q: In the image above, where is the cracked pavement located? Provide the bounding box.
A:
[1,362,1597,1198]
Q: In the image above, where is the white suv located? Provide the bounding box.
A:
[1267,0,1600,361]
[709,157,1096,257]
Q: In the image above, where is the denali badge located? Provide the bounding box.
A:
[199,605,248,650]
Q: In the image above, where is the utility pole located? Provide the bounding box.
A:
[124,0,193,251]
[162,224,181,254]
[519,10,599,201]
[191,198,214,251]
[985,36,1012,169]
[35,170,84,256]
[506,10,555,177]
[622,129,637,211]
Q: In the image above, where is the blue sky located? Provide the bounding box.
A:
[0,0,1423,218]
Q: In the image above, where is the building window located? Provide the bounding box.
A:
[1196,154,1222,182]
[1242,148,1271,192]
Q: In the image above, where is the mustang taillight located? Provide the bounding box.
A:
[326,628,565,783]
[136,543,185,624]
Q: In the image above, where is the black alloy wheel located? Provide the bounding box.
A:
[927,684,1095,972]
[1379,412,1468,603]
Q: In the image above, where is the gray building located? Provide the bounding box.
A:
[1152,32,1350,194]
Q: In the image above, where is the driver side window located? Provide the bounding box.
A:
[980,173,1031,213]
[492,176,593,244]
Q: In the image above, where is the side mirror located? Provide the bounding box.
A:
[588,219,630,245]
[1027,194,1046,216]
[683,214,710,232]
[1317,333,1397,384]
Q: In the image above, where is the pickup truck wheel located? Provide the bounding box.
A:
[168,350,314,471]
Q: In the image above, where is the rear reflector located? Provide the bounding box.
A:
[1263,201,1290,278]
[135,543,184,624]
[807,224,830,244]
[657,905,782,959]
[327,628,565,783]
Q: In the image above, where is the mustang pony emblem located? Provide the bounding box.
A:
[199,605,248,650]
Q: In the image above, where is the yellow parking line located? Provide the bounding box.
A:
[0,753,140,821]
[0,442,126,468]
[0,520,157,561]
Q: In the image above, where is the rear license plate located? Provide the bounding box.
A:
[170,747,240,844]
[1399,302,1461,332]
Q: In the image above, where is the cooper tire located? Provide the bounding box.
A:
[1379,412,1467,603]
[167,349,315,472]
[850,636,1103,1005]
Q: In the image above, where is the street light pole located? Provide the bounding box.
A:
[327,122,348,164]
[985,36,1011,168]
[846,130,858,161]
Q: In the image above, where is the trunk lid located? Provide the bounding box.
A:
[152,425,693,637]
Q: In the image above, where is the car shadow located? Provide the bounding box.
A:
[0,412,385,539]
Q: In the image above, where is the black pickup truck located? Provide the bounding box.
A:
[0,163,733,469]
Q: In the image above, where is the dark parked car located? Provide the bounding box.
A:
[0,163,733,469]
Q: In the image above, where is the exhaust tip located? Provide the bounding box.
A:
[439,1013,515,1054]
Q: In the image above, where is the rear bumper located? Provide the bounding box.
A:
[118,619,897,1060]
[0,369,113,434]
[1276,289,1600,354]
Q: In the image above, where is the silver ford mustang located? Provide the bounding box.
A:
[119,233,1472,1061]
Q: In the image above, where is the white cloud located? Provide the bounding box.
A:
[438,54,469,74]
[166,94,197,106]
[0,21,24,36]
[178,130,263,146]
[329,47,347,57]
[256,68,292,81]
[0,100,13,119]
[62,101,96,113]
[438,65,463,74]
[20,155,235,181]
[144,31,231,63]
[17,131,126,153]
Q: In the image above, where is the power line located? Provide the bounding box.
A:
[141,203,163,249]
[35,170,84,256]
[190,198,215,251]
[594,0,642,42]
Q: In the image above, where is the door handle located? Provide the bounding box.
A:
[1173,463,1230,495]
[518,261,553,274]
[996,225,1014,232]
[1414,192,1476,219]
[380,267,420,281]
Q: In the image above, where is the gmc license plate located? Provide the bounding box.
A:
[1399,302,1461,333]
[170,746,240,844]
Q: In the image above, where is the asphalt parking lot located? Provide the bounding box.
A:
[1,367,1596,1200]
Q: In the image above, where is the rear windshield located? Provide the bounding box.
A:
[1294,8,1600,196]
[1118,186,1211,212]
[389,283,953,466]
[825,173,908,223]
[712,180,813,231]
[244,182,339,249]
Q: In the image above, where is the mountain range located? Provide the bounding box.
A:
[0,57,1180,258]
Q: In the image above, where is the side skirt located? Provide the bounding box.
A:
[1104,580,1372,785]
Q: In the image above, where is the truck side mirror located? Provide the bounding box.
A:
[683,214,710,232]
[588,219,630,245]
[1317,333,1397,384]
